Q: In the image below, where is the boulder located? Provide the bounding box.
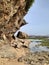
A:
[17,31,29,39]
[11,38,30,48]
[11,38,23,48]
[23,39,30,47]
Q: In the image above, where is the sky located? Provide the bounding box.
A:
[20,0,49,35]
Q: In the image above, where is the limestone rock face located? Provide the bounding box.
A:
[0,0,27,40]
[17,31,29,39]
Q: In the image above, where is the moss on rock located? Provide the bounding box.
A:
[25,0,34,11]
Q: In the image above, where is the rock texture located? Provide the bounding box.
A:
[11,38,30,48]
[0,0,36,65]
[0,0,49,65]
[18,51,49,65]
[0,45,17,59]
[0,0,33,59]
[17,31,29,39]
[0,0,30,41]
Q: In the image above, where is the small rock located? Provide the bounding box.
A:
[18,57,23,62]
[31,61,34,65]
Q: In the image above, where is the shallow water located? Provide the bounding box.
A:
[29,39,49,52]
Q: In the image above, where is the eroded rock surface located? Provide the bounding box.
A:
[0,0,28,41]
[0,0,32,61]
[11,38,30,48]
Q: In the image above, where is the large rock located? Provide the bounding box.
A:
[11,38,30,48]
[0,0,34,41]
[17,31,29,39]
[0,0,27,41]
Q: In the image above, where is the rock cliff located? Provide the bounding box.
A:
[0,1,34,65]
[0,0,34,41]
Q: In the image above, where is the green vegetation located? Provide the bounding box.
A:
[29,36,49,47]
[25,0,34,11]
[40,38,49,48]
